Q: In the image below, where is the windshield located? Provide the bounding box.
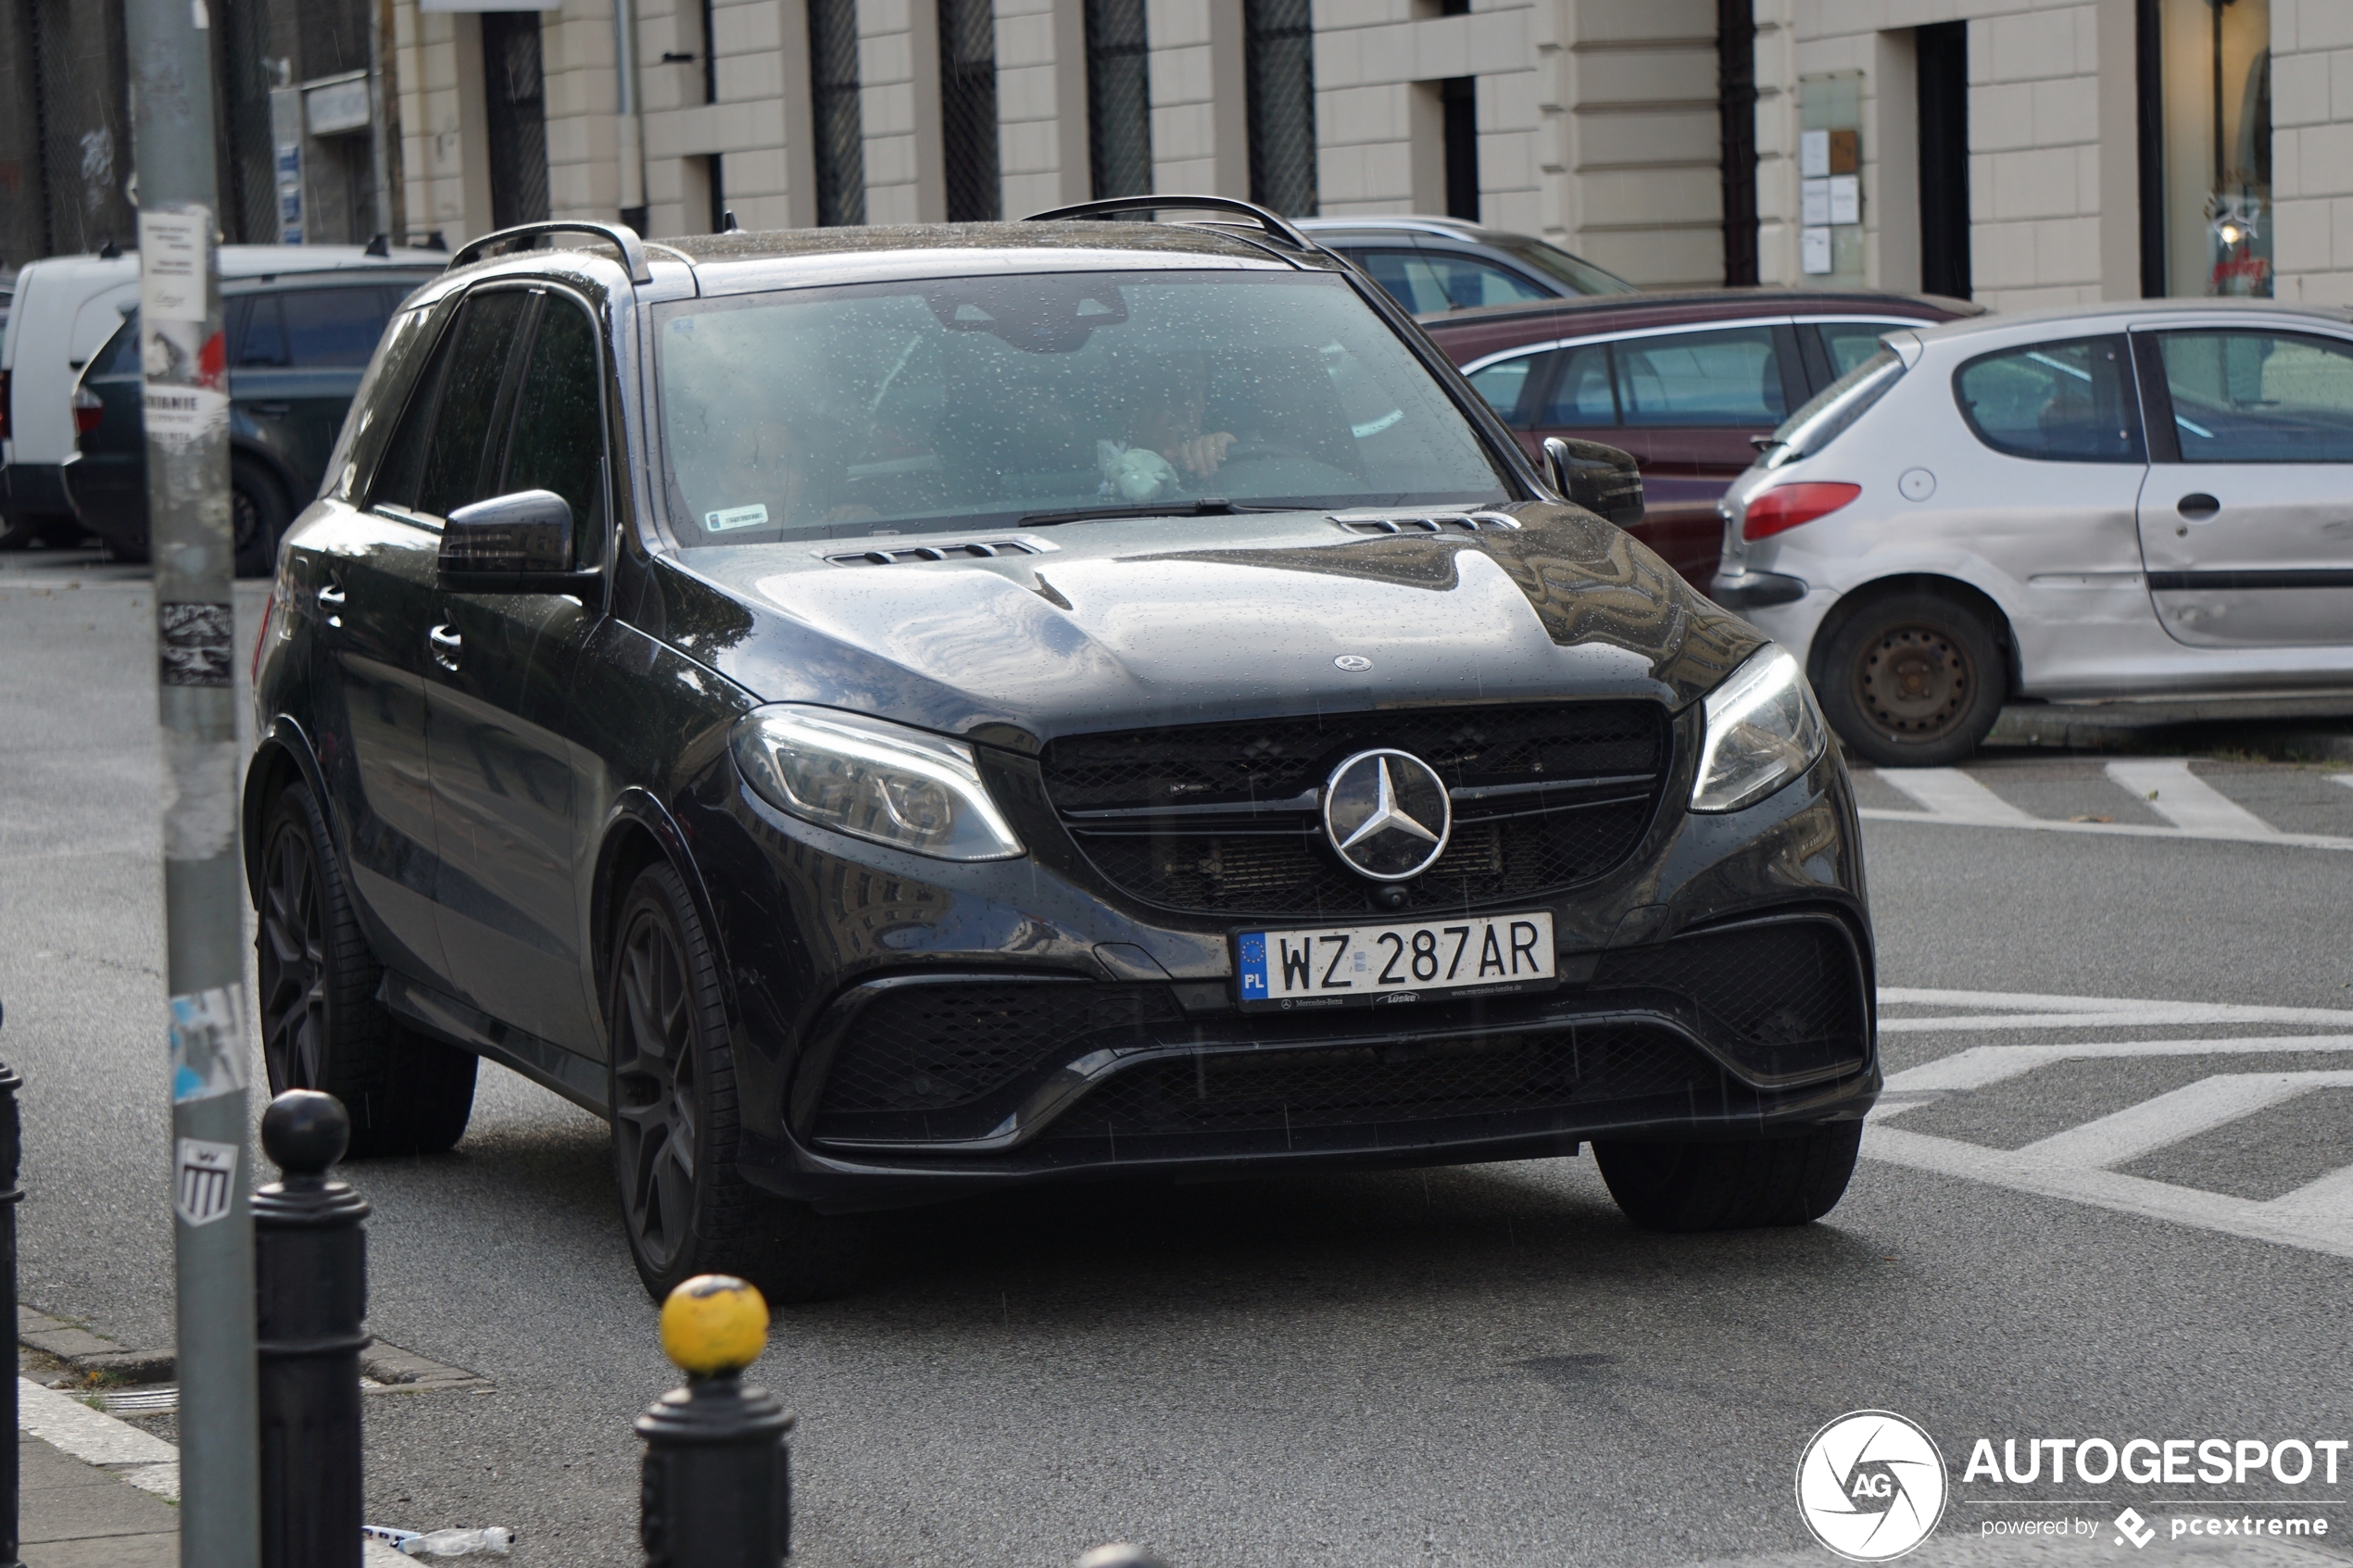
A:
[1501,240,1639,297]
[654,269,1512,545]
[1761,345,1905,469]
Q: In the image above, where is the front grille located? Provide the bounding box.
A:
[1590,917,1868,1082]
[1038,1024,1716,1143]
[817,982,1184,1121]
[1038,703,1669,917]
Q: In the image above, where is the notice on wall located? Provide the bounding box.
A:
[1801,227,1833,276]
[1802,180,1831,227]
[1800,129,1831,181]
[1828,175,1860,226]
[137,208,208,323]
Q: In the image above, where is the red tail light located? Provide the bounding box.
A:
[71,385,104,437]
[1742,482,1861,541]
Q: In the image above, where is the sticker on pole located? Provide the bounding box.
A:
[175,1138,238,1226]
[169,985,247,1103]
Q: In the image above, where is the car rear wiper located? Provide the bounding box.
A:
[1016,497,1290,526]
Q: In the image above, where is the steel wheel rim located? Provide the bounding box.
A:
[257,822,327,1090]
[613,908,698,1272]
[1856,626,1970,736]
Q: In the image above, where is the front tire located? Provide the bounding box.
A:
[1816,593,2006,768]
[608,861,863,1304]
[1593,1121,1863,1231]
[255,782,478,1156]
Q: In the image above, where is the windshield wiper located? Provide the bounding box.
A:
[1016,497,1290,526]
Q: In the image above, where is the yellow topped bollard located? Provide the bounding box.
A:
[660,1274,770,1377]
[636,1273,795,1567]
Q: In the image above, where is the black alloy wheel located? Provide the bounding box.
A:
[1817,592,2007,768]
[1593,1120,1863,1231]
[255,783,478,1155]
[608,860,865,1303]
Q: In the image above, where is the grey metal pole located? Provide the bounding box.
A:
[125,0,263,1557]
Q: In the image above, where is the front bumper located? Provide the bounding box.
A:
[685,713,1876,1209]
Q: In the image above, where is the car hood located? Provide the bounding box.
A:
[648,503,1762,748]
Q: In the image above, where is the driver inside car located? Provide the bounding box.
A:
[1100,351,1239,499]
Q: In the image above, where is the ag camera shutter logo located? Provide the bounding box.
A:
[1796,1410,1949,1562]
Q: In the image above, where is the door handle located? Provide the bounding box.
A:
[2177,493,2221,521]
[247,402,293,417]
[428,622,462,671]
[315,576,346,628]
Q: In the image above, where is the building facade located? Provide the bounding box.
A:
[3,0,2338,308]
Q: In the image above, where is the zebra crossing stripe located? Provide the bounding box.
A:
[1874,767,2034,822]
[1881,986,2353,1025]
[2104,759,2280,838]
[1866,1030,2353,1261]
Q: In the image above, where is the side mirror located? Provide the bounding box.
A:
[1543,437,1645,529]
[438,490,600,598]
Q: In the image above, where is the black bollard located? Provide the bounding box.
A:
[636,1275,794,1567]
[0,998,22,1568]
[254,1090,371,1568]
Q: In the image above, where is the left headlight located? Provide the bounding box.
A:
[730,705,1026,861]
[1689,646,1828,813]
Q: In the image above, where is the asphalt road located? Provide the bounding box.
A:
[3,545,2349,1568]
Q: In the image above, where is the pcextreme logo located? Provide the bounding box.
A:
[1796,1411,1951,1562]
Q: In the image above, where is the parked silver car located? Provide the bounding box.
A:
[1709,300,2353,765]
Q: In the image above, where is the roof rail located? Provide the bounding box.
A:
[1023,195,1315,254]
[447,220,654,284]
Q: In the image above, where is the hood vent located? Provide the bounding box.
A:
[824,538,1044,567]
[1334,512,1522,536]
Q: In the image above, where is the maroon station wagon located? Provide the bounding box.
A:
[1420,289,1976,587]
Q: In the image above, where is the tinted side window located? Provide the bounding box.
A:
[1466,354,1536,423]
[415,291,532,518]
[502,297,608,551]
[281,287,398,368]
[91,316,142,378]
[2155,330,2353,462]
[1615,326,1788,426]
[1352,251,1448,315]
[1955,335,2143,463]
[1418,255,1553,309]
[1535,343,1617,428]
[237,295,289,367]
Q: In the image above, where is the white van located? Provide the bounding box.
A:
[1,244,445,547]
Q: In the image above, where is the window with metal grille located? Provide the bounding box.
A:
[483,11,551,228]
[1085,0,1151,199]
[808,0,866,225]
[938,0,1001,220]
[1441,76,1478,222]
[1244,0,1315,217]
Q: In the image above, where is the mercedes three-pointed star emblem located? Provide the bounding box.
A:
[1321,749,1452,881]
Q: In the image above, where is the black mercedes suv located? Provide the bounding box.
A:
[244,201,1878,1301]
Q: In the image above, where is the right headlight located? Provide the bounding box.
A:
[730,705,1026,861]
[1689,645,1828,813]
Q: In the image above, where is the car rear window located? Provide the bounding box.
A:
[1762,345,1904,469]
[653,269,1511,546]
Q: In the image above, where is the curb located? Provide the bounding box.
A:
[20,1303,491,1396]
[18,1376,411,1565]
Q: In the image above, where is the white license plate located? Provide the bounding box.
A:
[1236,911,1555,1008]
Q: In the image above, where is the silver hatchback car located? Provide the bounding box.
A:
[1710,300,2353,765]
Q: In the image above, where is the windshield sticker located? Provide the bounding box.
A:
[705,504,770,532]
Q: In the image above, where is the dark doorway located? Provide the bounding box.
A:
[1717,0,1757,285]
[1441,76,1478,222]
[1918,20,1970,298]
[939,0,1001,220]
[482,11,550,228]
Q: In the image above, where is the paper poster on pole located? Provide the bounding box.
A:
[137,208,208,323]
